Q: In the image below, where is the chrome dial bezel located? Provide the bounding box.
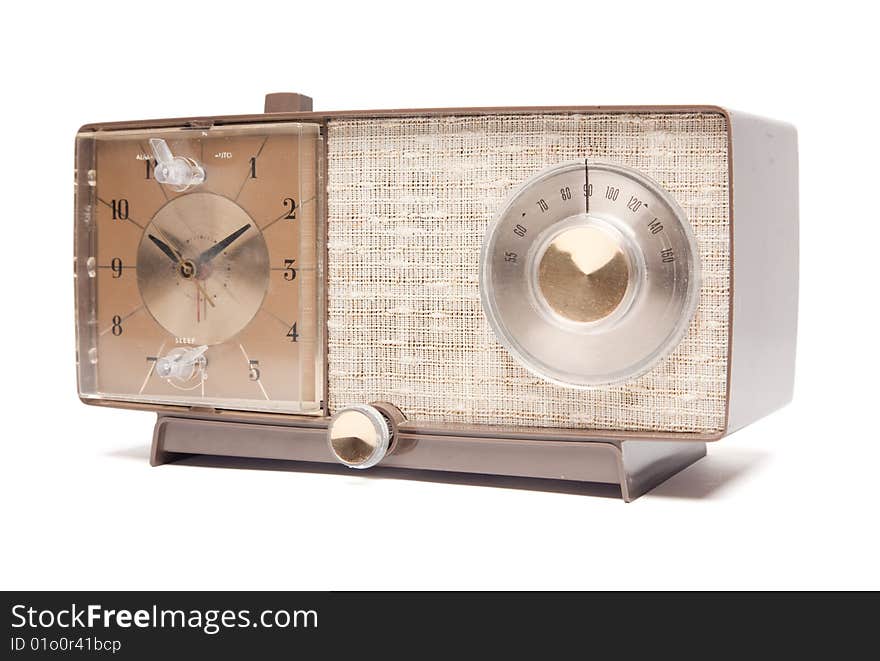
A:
[480,160,701,388]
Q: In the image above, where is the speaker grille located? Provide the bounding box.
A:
[326,113,729,433]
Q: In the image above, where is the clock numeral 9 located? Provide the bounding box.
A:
[283,259,297,281]
[110,257,123,278]
[111,199,129,221]
[283,197,297,220]
[286,322,299,342]
[248,359,261,381]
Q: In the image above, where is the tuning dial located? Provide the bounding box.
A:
[327,404,394,469]
[480,160,700,387]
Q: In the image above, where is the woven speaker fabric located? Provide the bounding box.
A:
[326,113,729,433]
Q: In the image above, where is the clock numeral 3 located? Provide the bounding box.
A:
[283,259,297,281]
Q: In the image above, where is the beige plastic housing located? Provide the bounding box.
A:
[725,111,799,433]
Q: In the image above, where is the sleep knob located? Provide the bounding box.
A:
[327,404,394,469]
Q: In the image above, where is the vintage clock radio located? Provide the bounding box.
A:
[73,92,798,500]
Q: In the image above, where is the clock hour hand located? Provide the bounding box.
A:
[148,233,181,264]
[197,224,252,265]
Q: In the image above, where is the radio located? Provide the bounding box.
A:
[73,92,798,500]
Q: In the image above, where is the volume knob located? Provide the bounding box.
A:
[327,404,393,469]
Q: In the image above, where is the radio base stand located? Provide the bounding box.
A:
[151,415,706,502]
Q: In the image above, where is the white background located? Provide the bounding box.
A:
[1,1,877,590]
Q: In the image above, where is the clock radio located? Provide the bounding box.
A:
[73,92,798,500]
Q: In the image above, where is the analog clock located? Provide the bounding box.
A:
[74,122,323,414]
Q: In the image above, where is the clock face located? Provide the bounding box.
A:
[74,122,323,414]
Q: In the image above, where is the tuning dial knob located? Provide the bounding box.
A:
[327,404,394,469]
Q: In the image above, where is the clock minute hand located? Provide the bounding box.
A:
[197,224,252,265]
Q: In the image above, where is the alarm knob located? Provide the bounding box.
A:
[149,138,205,192]
[327,404,394,469]
[155,345,207,382]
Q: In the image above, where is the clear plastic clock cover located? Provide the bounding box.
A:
[74,121,324,415]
